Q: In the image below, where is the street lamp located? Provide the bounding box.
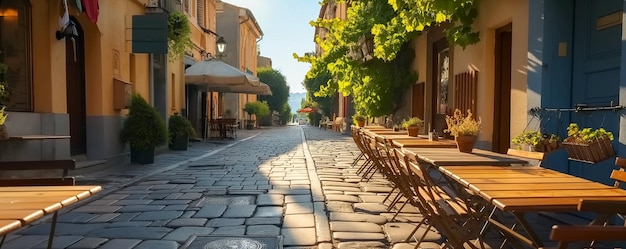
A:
[216,37,227,58]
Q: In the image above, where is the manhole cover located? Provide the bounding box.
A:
[181,235,282,249]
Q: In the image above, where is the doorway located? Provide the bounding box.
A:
[65,18,86,155]
[492,23,512,153]
[431,38,450,135]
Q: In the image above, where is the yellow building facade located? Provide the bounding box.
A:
[0,0,192,164]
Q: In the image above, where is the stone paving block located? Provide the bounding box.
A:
[285,195,312,203]
[337,241,388,249]
[21,223,108,236]
[285,202,313,214]
[330,221,382,233]
[359,195,388,203]
[118,204,165,212]
[86,199,119,206]
[206,218,245,227]
[88,226,172,240]
[314,201,331,243]
[391,242,442,249]
[325,201,354,213]
[164,193,183,199]
[98,239,142,249]
[178,193,203,199]
[133,240,180,249]
[106,221,152,227]
[283,214,315,228]
[245,217,282,225]
[113,199,153,205]
[167,218,207,227]
[133,211,183,220]
[333,232,386,242]
[322,186,362,192]
[58,213,99,223]
[282,227,317,246]
[329,212,388,224]
[255,206,284,217]
[66,237,109,249]
[247,225,281,236]
[211,225,246,235]
[152,184,178,190]
[267,189,311,195]
[124,194,148,200]
[109,213,140,222]
[162,227,215,242]
[257,194,285,206]
[322,181,358,187]
[32,235,83,249]
[89,213,121,223]
[194,205,227,218]
[151,199,191,205]
[72,205,122,213]
[163,204,189,210]
[325,194,360,203]
[354,203,388,214]
[101,194,129,200]
[384,223,442,243]
[222,205,257,218]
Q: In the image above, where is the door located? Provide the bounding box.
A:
[412,82,425,120]
[570,0,622,185]
[493,24,512,153]
[432,39,450,135]
[65,19,86,155]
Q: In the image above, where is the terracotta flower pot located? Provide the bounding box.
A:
[455,135,477,153]
[407,126,420,137]
[357,120,365,127]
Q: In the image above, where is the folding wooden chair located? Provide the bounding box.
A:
[403,152,487,249]
[549,199,626,249]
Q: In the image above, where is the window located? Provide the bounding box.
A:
[436,47,449,114]
[0,0,32,111]
[197,0,204,26]
[183,0,189,13]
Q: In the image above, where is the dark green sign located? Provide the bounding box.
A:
[132,13,168,54]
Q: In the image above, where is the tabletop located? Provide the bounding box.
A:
[403,148,528,166]
[0,185,102,236]
[392,138,457,148]
[438,165,626,212]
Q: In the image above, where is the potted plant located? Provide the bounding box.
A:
[121,94,168,164]
[244,101,270,129]
[168,113,196,151]
[445,109,481,153]
[352,114,366,127]
[167,11,193,61]
[562,123,614,163]
[402,117,423,137]
[511,130,561,153]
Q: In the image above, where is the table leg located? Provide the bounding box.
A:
[47,211,59,249]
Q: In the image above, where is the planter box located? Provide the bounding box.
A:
[563,136,614,164]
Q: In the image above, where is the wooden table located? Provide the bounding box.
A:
[0,185,102,248]
[403,148,528,166]
[438,165,626,247]
[392,138,457,148]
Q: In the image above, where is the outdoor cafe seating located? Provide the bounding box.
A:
[351,125,626,248]
[209,118,237,139]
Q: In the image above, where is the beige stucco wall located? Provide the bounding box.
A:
[408,0,528,148]
[451,0,528,147]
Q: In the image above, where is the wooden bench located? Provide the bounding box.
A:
[0,160,76,186]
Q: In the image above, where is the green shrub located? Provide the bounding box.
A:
[168,113,197,139]
[121,94,168,150]
[244,101,270,118]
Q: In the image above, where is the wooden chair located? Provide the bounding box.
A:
[548,199,626,249]
[612,157,626,188]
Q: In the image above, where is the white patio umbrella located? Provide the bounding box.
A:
[185,59,260,86]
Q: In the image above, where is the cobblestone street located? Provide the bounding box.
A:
[2,126,436,249]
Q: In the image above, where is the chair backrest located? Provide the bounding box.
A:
[612,157,626,188]
[0,160,76,186]
[550,225,626,249]
[506,148,544,166]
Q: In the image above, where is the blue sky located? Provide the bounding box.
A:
[222,0,320,93]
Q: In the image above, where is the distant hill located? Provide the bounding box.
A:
[288,92,306,114]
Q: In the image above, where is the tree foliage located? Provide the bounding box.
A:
[295,0,479,116]
[258,67,290,114]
